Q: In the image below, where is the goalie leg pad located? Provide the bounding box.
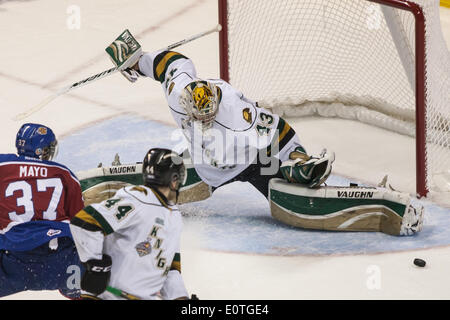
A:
[77,153,212,206]
[177,181,212,204]
[268,178,424,236]
[177,151,212,204]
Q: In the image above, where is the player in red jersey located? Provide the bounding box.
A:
[0,123,84,299]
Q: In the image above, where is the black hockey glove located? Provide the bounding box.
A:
[81,254,112,296]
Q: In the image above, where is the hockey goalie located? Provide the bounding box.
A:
[79,30,425,237]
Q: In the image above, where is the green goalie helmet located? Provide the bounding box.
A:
[180,80,221,128]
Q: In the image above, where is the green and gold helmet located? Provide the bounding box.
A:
[180,81,221,128]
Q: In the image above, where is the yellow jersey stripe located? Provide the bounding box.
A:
[267,118,293,156]
[278,121,292,145]
[154,51,186,82]
[150,188,171,211]
[74,209,103,230]
[171,261,181,272]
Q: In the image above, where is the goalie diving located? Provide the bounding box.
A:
[78,28,424,237]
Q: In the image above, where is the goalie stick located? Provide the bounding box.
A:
[12,24,222,121]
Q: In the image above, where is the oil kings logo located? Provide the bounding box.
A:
[337,191,374,198]
[135,240,152,257]
[37,127,48,135]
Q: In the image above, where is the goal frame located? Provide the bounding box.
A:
[218,0,428,197]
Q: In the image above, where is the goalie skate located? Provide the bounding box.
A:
[377,175,424,236]
[400,204,424,236]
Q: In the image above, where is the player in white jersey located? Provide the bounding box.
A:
[70,148,190,300]
[120,49,334,198]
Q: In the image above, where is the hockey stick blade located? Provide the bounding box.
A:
[12,92,60,121]
[12,66,119,121]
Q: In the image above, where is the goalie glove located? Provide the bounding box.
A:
[280,148,335,188]
[119,68,142,83]
[105,29,143,83]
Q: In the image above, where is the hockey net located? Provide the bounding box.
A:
[219,0,450,198]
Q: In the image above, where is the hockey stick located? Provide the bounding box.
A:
[12,24,222,121]
[106,286,142,300]
[12,67,118,121]
[106,286,195,300]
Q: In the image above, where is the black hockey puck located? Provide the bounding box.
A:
[413,258,426,267]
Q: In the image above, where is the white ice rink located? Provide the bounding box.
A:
[1,0,450,300]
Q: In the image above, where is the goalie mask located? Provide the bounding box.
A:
[180,81,221,129]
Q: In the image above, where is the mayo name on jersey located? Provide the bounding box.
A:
[0,154,84,251]
[71,185,184,300]
[139,51,297,187]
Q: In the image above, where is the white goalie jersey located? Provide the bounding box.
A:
[138,51,301,187]
[70,185,188,300]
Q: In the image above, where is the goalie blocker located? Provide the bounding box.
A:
[105,29,143,82]
[269,178,424,236]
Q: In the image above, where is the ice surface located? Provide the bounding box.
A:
[1,0,450,300]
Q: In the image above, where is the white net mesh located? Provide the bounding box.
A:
[224,0,450,194]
